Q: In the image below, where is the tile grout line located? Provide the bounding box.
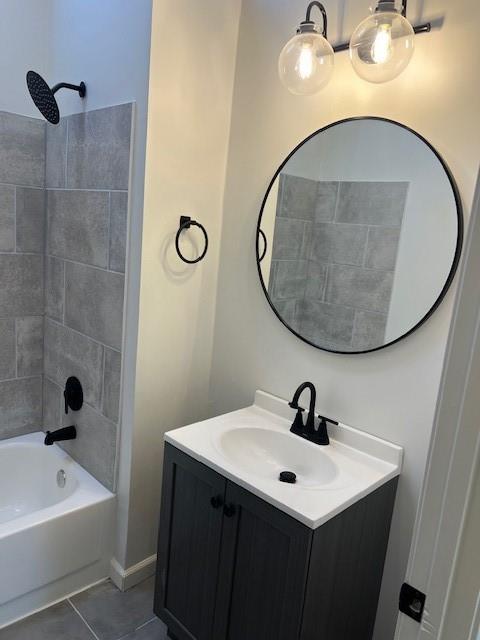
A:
[0,251,44,256]
[107,191,112,271]
[14,317,18,379]
[14,185,17,253]
[45,315,122,352]
[64,117,69,188]
[362,226,370,268]
[0,374,42,384]
[134,616,157,632]
[44,252,125,276]
[101,345,106,416]
[67,599,101,640]
[62,257,67,325]
[46,188,129,193]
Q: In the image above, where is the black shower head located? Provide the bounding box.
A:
[26,70,86,125]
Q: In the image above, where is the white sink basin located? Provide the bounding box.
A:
[218,427,339,488]
[165,390,402,529]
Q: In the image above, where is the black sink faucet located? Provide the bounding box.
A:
[289,382,317,437]
[44,425,77,446]
[289,382,338,446]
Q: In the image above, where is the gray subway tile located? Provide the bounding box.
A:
[336,181,408,226]
[66,103,132,190]
[103,347,121,422]
[325,264,394,313]
[16,316,43,377]
[305,261,328,300]
[45,256,65,322]
[301,221,313,260]
[44,319,103,409]
[267,261,277,297]
[272,218,307,260]
[43,376,62,430]
[352,310,388,351]
[47,190,110,268]
[16,187,46,253]
[0,254,44,316]
[0,184,15,251]
[64,262,124,350]
[0,112,45,187]
[0,601,94,640]
[71,577,155,640]
[364,226,401,271]
[109,191,128,272]
[0,318,16,380]
[60,401,117,490]
[0,377,42,439]
[273,260,307,300]
[296,300,355,349]
[45,119,67,188]
[277,174,318,221]
[271,298,297,328]
[315,182,339,222]
[310,223,368,266]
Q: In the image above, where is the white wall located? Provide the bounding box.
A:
[49,0,152,118]
[209,1,480,638]
[0,0,55,117]
[117,0,241,570]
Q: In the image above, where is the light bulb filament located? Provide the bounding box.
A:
[298,44,315,79]
[371,23,393,64]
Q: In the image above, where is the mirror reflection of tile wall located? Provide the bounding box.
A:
[268,175,409,351]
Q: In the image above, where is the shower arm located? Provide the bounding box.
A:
[51,81,86,97]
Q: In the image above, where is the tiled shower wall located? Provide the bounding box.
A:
[0,112,45,439]
[268,174,408,351]
[0,105,131,492]
[43,104,132,490]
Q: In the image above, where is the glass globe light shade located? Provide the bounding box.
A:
[349,5,415,83]
[279,27,334,95]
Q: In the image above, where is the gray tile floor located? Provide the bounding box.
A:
[1,577,168,640]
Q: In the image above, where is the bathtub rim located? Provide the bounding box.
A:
[0,431,115,540]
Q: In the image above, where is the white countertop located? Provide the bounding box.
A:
[165,390,403,529]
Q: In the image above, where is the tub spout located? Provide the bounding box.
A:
[44,425,77,446]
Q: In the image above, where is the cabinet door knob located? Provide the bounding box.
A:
[223,503,236,518]
[210,495,223,509]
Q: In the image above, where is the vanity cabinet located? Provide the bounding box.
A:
[154,443,398,640]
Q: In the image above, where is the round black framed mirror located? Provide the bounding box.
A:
[256,118,463,354]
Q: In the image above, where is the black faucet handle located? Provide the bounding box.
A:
[290,408,305,435]
[318,415,339,426]
[64,377,83,414]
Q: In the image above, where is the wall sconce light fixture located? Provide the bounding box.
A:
[278,0,431,93]
[278,1,334,95]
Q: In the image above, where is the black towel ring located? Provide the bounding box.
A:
[175,216,208,264]
[258,229,267,262]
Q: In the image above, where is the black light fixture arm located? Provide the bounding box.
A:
[301,1,328,38]
[51,81,86,98]
[300,0,431,53]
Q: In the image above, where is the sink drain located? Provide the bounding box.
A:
[279,471,297,484]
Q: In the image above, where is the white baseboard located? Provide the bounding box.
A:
[110,554,157,591]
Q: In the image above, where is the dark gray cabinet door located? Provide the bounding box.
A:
[155,444,227,640]
[213,482,312,640]
[300,478,398,640]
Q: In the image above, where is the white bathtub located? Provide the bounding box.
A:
[0,432,115,628]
